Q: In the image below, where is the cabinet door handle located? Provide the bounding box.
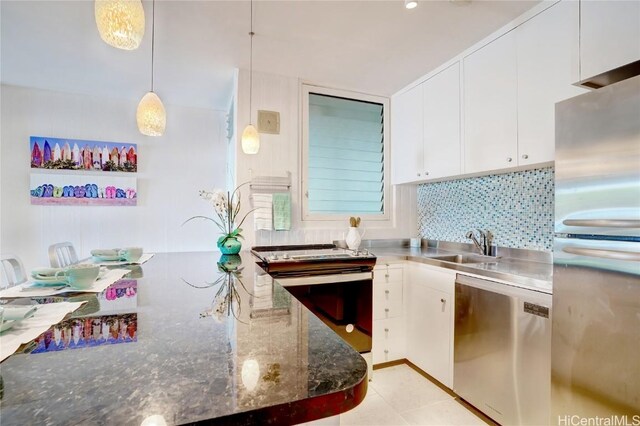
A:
[384,328,389,332]
[417,172,421,177]
[425,171,429,176]
[384,349,389,354]
[440,298,446,303]
[522,154,529,160]
[385,308,390,312]
[507,157,513,163]
[385,274,390,278]
[385,290,390,295]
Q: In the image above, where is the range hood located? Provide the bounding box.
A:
[577,59,640,89]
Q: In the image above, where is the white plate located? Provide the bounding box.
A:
[30,278,69,286]
[93,255,123,262]
[31,274,64,282]
[31,267,62,278]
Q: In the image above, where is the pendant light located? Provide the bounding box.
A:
[241,0,260,155]
[136,0,166,137]
[404,0,418,9]
[95,0,145,50]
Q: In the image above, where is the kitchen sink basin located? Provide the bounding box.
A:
[430,254,499,264]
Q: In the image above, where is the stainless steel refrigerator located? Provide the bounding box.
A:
[552,75,640,423]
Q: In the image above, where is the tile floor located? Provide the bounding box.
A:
[340,364,487,426]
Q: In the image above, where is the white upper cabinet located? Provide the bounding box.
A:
[463,31,518,174]
[390,0,636,182]
[580,0,640,81]
[391,85,423,185]
[516,0,587,166]
[423,62,461,179]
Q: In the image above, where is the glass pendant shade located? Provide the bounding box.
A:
[137,91,166,136]
[405,0,418,9]
[241,359,260,391]
[95,0,145,50]
[241,124,260,154]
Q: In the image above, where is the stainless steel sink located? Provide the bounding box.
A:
[430,254,499,264]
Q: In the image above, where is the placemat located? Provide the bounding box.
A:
[85,253,155,267]
[0,269,130,299]
[1,301,86,362]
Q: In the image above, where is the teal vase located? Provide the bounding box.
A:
[218,236,242,255]
[217,254,242,272]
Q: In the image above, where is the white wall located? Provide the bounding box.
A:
[233,69,417,248]
[1,85,227,270]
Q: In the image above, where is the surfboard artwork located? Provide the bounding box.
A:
[30,136,137,172]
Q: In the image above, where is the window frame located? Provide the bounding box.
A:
[301,83,391,222]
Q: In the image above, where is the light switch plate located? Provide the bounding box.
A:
[258,110,280,134]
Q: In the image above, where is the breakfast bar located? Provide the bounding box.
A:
[0,252,368,425]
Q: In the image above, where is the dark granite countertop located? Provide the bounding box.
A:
[0,252,368,425]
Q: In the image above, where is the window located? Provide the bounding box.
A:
[302,85,390,221]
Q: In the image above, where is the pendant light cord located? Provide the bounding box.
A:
[151,0,155,92]
[249,0,254,124]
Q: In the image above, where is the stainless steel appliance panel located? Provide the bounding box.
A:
[454,274,552,426]
[554,237,640,275]
[552,238,640,419]
[555,75,640,237]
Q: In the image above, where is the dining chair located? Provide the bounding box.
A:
[0,254,28,289]
[48,242,79,268]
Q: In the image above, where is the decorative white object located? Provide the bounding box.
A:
[241,124,260,155]
[346,226,365,250]
[137,92,166,136]
[94,0,145,50]
[241,0,260,154]
[136,0,165,137]
[405,0,418,9]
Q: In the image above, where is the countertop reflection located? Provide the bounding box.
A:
[0,252,368,425]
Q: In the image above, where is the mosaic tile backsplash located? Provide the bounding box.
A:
[417,167,554,251]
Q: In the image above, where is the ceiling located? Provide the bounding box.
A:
[1,0,539,110]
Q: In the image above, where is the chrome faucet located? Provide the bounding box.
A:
[466,229,492,255]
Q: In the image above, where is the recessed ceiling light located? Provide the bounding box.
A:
[405,0,418,10]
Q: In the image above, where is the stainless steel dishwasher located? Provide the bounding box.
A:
[454,274,552,426]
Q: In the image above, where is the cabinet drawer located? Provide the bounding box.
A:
[374,282,403,319]
[373,346,404,364]
[374,267,403,284]
[373,318,405,364]
[373,317,405,344]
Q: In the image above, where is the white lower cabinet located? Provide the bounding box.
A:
[372,261,456,390]
[372,263,405,364]
[373,316,405,364]
[406,263,456,389]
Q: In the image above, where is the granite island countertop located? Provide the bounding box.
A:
[0,252,368,425]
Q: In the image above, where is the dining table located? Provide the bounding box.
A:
[0,252,368,425]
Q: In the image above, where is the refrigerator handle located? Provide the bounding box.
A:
[562,219,640,228]
[563,247,640,262]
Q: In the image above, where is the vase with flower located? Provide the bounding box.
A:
[185,185,254,255]
[183,254,248,322]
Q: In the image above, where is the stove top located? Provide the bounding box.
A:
[252,244,375,263]
[251,244,377,276]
